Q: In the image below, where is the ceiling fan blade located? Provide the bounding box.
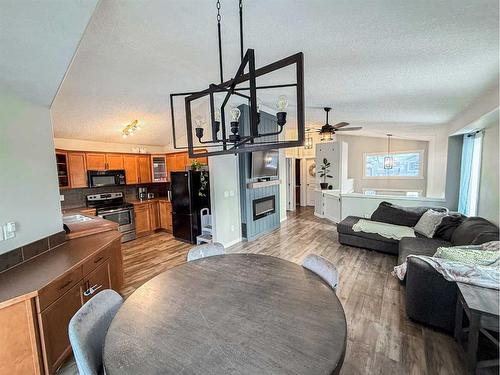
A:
[335,127,363,131]
[332,122,349,129]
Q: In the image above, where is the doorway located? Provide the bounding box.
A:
[305,158,317,206]
[295,159,301,207]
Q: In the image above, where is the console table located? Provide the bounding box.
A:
[454,282,499,374]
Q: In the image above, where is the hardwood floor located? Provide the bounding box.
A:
[121,207,467,375]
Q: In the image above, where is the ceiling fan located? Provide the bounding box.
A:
[307,107,362,141]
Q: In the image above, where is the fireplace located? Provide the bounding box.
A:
[253,196,276,220]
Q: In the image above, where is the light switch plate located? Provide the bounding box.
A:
[3,222,16,240]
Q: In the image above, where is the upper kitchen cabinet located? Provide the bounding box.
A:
[151,155,167,182]
[67,152,87,188]
[106,154,124,170]
[123,154,138,184]
[85,153,107,170]
[137,155,152,184]
[55,150,70,189]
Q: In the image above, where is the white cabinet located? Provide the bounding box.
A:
[314,190,342,223]
[323,192,341,223]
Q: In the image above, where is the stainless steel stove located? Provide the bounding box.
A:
[86,192,136,242]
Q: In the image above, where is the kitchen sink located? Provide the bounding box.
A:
[63,214,94,224]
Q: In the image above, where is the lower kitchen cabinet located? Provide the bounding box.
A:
[38,283,82,374]
[133,200,172,237]
[134,203,152,237]
[0,235,123,375]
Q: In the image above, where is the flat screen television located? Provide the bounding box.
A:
[251,150,279,178]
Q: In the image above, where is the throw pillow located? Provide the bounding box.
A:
[414,209,447,238]
[433,213,465,241]
[434,246,500,266]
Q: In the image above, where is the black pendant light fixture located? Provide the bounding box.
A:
[314,107,362,141]
[384,133,394,169]
[170,0,305,158]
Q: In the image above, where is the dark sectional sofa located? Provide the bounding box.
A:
[337,202,499,332]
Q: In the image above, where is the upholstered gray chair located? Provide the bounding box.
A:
[187,242,225,262]
[302,254,339,291]
[68,289,123,375]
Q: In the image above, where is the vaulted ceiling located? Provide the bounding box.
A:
[0,0,98,106]
[43,1,500,146]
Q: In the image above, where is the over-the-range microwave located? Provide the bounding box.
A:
[87,170,126,188]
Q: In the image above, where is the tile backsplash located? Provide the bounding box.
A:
[60,183,170,209]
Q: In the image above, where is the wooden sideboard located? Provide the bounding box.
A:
[0,231,123,375]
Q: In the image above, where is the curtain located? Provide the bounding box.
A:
[458,132,483,216]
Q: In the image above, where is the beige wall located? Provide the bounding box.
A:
[478,119,499,225]
[54,137,167,153]
[339,135,429,195]
[0,94,63,254]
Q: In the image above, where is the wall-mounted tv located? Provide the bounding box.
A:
[251,150,279,178]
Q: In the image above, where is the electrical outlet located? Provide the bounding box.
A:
[60,194,65,202]
[3,222,16,240]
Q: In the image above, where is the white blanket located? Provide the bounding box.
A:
[393,255,500,290]
[352,219,416,240]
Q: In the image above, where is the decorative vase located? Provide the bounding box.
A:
[320,182,328,190]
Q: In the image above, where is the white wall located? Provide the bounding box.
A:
[478,119,499,225]
[0,94,63,254]
[279,149,287,221]
[209,154,242,248]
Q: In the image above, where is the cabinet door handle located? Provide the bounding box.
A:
[94,256,104,264]
[59,280,72,290]
[83,284,103,297]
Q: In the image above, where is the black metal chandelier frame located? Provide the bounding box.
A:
[170,0,305,158]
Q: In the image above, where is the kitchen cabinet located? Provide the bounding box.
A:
[38,283,82,374]
[55,151,70,189]
[151,155,167,182]
[67,152,87,188]
[123,154,138,184]
[137,155,152,183]
[166,150,208,178]
[85,153,107,170]
[82,260,111,303]
[106,154,124,170]
[134,203,152,237]
[149,201,160,230]
[159,200,172,232]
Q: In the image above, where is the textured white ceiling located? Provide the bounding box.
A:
[51,0,499,146]
[0,0,98,106]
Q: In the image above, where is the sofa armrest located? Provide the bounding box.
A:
[405,257,458,332]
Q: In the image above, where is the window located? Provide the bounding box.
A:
[363,151,424,179]
[458,132,483,216]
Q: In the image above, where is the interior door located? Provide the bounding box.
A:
[306,158,317,206]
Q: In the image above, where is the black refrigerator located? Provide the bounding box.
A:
[171,171,210,243]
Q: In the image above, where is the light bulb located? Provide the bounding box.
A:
[122,134,127,138]
[214,109,221,122]
[230,107,241,122]
[194,117,205,128]
[130,131,134,136]
[137,124,141,130]
[256,97,263,113]
[276,95,288,112]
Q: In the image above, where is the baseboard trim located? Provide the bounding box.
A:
[314,212,324,219]
[223,238,243,248]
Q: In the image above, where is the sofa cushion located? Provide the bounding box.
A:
[337,216,398,244]
[434,213,465,241]
[451,217,499,246]
[414,209,447,238]
[370,201,447,227]
[397,237,451,265]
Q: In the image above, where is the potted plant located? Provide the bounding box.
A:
[319,158,333,189]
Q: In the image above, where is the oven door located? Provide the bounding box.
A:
[98,208,134,233]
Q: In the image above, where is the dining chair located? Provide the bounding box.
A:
[187,242,225,262]
[68,289,123,375]
[302,254,339,291]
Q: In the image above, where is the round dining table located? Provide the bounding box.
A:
[103,254,347,375]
